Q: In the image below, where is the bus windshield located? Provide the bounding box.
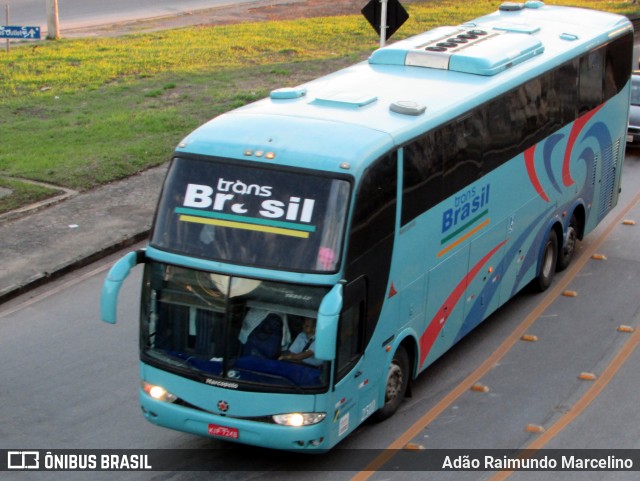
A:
[151,157,351,273]
[141,261,331,392]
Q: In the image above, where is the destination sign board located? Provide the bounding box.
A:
[0,26,41,39]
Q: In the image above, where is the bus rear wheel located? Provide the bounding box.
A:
[374,346,409,421]
[557,215,578,271]
[535,229,558,292]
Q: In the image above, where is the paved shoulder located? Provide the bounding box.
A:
[0,164,168,303]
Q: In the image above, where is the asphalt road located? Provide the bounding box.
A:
[1,151,639,481]
[2,5,640,480]
[4,0,260,30]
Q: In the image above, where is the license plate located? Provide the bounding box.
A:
[208,423,239,439]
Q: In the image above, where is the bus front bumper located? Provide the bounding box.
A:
[140,390,330,450]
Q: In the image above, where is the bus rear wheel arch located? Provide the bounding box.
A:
[373,345,410,422]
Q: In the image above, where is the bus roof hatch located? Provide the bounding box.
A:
[369,27,544,76]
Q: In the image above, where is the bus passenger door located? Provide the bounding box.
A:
[461,220,507,340]
[330,277,371,443]
[500,213,522,300]
[423,247,469,366]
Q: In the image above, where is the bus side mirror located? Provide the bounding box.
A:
[315,283,343,361]
[100,250,146,324]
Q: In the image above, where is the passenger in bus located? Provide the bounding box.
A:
[239,308,290,359]
[279,318,323,366]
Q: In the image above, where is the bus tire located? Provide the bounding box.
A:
[535,229,558,292]
[373,345,409,422]
[557,215,578,271]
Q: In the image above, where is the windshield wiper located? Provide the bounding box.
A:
[230,366,305,393]
[146,349,204,375]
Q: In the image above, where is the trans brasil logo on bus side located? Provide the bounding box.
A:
[441,183,491,244]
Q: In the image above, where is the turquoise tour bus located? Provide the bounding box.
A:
[101,3,633,450]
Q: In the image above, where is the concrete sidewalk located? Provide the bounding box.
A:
[0,164,168,304]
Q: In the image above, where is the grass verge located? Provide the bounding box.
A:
[0,0,637,214]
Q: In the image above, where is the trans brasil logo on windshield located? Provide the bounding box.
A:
[175,178,317,238]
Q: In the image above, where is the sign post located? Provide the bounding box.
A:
[4,2,8,53]
[379,0,388,47]
[361,0,409,47]
[3,0,43,52]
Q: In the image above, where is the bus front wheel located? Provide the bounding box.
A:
[535,229,558,292]
[374,345,409,421]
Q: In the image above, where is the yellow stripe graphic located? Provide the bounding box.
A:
[179,215,310,239]
[437,218,491,258]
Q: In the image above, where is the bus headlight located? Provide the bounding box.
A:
[142,381,177,403]
[272,412,326,426]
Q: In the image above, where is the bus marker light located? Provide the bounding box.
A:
[244,150,253,156]
[591,254,607,260]
[386,345,392,352]
[525,424,545,433]
[562,290,578,297]
[622,219,636,225]
[390,101,426,116]
[521,334,538,342]
[470,383,489,393]
[265,152,276,160]
[617,325,635,333]
[578,372,597,381]
[340,162,351,170]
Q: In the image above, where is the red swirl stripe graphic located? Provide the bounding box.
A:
[524,144,549,202]
[563,105,603,187]
[419,240,507,367]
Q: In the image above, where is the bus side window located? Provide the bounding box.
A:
[401,131,442,226]
[346,155,397,348]
[549,61,578,128]
[441,112,485,199]
[336,301,365,381]
[484,97,513,171]
[604,32,633,101]
[348,153,397,259]
[579,49,604,115]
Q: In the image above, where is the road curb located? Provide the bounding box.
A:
[0,230,150,305]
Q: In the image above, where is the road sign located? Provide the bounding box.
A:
[361,0,409,45]
[0,26,41,39]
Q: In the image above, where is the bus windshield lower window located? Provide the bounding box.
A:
[140,262,331,391]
